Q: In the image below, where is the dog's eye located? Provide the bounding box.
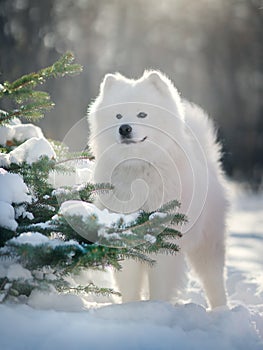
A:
[116,114,123,119]
[137,112,147,118]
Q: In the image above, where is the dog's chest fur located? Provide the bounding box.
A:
[96,159,183,214]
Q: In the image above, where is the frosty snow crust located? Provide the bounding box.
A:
[0,119,56,231]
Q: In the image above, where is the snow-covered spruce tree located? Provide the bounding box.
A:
[0,53,186,303]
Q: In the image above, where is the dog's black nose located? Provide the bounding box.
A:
[119,124,132,137]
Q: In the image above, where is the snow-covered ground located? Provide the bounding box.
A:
[0,182,262,350]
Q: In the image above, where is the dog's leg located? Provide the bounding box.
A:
[114,260,145,302]
[186,235,227,309]
[148,252,187,301]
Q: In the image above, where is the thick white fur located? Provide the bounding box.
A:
[88,70,228,309]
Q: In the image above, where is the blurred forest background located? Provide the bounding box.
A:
[0,0,262,187]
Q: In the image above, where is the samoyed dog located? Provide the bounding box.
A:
[88,70,228,308]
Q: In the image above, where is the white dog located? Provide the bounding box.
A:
[88,70,228,308]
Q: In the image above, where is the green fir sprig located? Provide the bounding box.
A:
[0,52,82,124]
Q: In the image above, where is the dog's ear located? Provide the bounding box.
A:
[143,70,169,94]
[100,74,117,92]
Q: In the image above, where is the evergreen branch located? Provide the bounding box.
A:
[55,155,95,165]
[160,243,180,255]
[0,277,8,291]
[81,182,114,199]
[0,52,82,124]
[0,227,18,247]
[0,100,55,123]
[52,183,114,206]
[119,249,156,266]
[12,90,50,104]
[0,52,82,97]
[157,200,181,212]
[159,227,183,238]
[136,238,180,256]
[58,283,121,297]
[107,212,181,235]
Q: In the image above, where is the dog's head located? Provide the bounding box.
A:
[88,70,185,163]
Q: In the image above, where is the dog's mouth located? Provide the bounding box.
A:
[121,136,147,145]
